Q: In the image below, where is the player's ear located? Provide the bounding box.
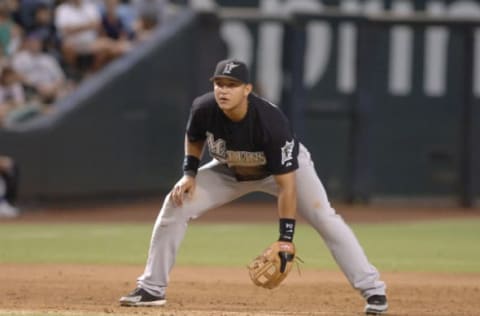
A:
[244,83,253,96]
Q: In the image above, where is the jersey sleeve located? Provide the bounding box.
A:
[186,97,207,142]
[264,112,299,175]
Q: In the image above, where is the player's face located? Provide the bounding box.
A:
[213,78,252,113]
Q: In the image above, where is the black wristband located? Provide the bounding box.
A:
[278,218,296,242]
[183,155,200,177]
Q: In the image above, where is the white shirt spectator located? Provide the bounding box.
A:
[55,0,101,53]
[12,50,65,87]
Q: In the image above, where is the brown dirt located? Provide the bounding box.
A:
[1,264,480,316]
[1,200,480,315]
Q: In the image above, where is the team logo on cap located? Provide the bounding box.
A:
[223,62,239,74]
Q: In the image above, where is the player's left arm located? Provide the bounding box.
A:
[274,171,297,242]
[262,105,299,241]
[274,172,297,219]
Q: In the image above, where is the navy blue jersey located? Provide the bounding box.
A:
[186,92,299,181]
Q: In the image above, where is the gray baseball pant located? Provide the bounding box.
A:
[137,144,386,299]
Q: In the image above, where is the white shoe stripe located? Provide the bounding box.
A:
[120,298,167,307]
[365,302,388,313]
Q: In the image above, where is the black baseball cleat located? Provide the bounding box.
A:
[119,287,166,307]
[364,295,388,315]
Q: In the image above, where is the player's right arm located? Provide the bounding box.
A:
[171,135,205,207]
[171,93,211,206]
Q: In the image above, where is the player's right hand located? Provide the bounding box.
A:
[171,175,196,207]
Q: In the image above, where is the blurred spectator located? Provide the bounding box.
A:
[131,0,165,23]
[0,155,19,218]
[12,32,72,104]
[0,0,22,59]
[12,0,54,30]
[26,2,60,60]
[0,64,45,127]
[55,0,130,79]
[100,0,132,50]
[131,0,165,42]
[115,0,137,36]
[0,65,25,114]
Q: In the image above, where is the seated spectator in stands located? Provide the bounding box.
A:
[12,32,71,105]
[0,154,19,218]
[115,0,138,37]
[100,0,132,50]
[0,66,26,121]
[0,1,22,59]
[55,0,130,78]
[131,0,165,42]
[11,0,53,30]
[26,2,61,61]
[131,0,166,25]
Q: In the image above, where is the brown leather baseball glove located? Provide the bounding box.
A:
[247,241,296,289]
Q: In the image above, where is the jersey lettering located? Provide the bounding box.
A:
[206,131,227,160]
[206,131,267,167]
[227,151,267,167]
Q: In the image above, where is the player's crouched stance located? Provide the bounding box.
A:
[119,59,388,315]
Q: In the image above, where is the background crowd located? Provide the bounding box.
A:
[0,0,167,128]
[0,0,167,218]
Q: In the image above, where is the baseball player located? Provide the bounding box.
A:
[0,155,19,218]
[119,59,388,315]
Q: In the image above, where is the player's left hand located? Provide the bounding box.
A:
[171,175,196,207]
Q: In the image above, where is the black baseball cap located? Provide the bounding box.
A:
[210,59,250,83]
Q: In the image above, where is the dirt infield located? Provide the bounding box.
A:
[1,264,480,316]
[1,201,480,315]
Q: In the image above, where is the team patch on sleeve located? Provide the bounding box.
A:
[281,140,295,167]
